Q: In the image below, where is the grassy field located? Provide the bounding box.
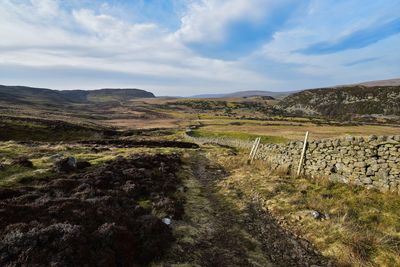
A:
[190,129,288,143]
[1,94,400,266]
[197,119,400,141]
[3,95,399,142]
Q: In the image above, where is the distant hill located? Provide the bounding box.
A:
[0,85,155,105]
[347,78,400,87]
[191,90,297,99]
[276,85,400,122]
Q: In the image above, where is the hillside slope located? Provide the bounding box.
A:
[276,86,400,122]
[0,85,155,105]
[355,78,400,87]
[191,90,297,99]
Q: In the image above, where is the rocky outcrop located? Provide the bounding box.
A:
[255,135,400,193]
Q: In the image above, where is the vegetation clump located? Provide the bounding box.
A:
[0,154,184,266]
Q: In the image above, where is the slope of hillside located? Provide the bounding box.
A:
[276,86,400,122]
[0,85,77,105]
[355,78,400,87]
[191,90,297,99]
[0,85,155,106]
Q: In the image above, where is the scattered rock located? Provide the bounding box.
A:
[12,157,33,168]
[54,157,77,173]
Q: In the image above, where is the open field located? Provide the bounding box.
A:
[197,120,400,140]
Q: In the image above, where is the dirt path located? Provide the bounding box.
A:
[158,149,332,267]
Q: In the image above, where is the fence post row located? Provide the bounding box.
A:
[296,131,309,176]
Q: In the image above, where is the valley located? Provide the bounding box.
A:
[0,83,400,266]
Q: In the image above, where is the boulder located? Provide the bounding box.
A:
[54,157,77,173]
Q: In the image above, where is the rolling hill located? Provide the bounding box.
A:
[351,78,400,87]
[0,85,155,106]
[276,85,400,122]
[191,90,298,99]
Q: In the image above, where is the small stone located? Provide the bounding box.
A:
[162,218,172,225]
[310,210,325,220]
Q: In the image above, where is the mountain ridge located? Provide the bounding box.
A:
[0,85,155,105]
[190,90,298,99]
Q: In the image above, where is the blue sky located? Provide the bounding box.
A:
[0,0,399,96]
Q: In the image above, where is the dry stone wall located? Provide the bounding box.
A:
[255,135,400,193]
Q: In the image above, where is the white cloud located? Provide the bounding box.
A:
[0,0,276,94]
[175,0,295,43]
[30,0,59,16]
[0,0,398,94]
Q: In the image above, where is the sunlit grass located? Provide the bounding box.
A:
[190,129,288,144]
[212,148,400,266]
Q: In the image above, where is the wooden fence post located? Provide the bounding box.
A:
[248,137,259,160]
[250,137,261,163]
[296,131,309,176]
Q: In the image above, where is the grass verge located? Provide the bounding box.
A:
[210,148,400,266]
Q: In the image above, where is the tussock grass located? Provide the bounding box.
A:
[0,141,185,187]
[211,148,400,266]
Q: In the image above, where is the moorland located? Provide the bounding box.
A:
[1,81,400,266]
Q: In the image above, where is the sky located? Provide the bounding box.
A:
[0,0,399,96]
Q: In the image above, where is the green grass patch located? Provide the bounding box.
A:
[190,130,288,144]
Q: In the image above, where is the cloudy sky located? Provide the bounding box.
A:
[0,0,399,96]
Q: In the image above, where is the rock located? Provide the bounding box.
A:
[354,162,367,168]
[76,161,91,170]
[362,177,373,184]
[162,218,172,225]
[54,157,77,173]
[12,157,34,168]
[310,210,325,220]
[377,136,387,142]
